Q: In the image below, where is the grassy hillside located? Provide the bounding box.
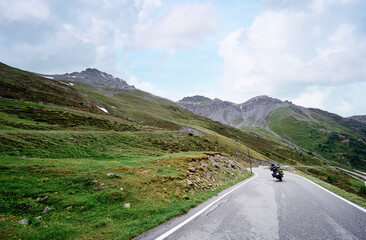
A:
[0,63,99,112]
[0,63,324,239]
[268,106,366,170]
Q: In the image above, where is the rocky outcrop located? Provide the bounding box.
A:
[179,126,204,136]
[183,153,250,192]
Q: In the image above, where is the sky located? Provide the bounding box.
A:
[1,0,366,117]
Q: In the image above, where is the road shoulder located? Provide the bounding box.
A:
[288,171,366,210]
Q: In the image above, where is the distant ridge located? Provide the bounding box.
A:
[178,95,289,128]
[41,68,135,90]
[348,115,366,124]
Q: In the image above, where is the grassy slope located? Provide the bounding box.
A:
[0,63,98,112]
[0,63,322,239]
[268,106,366,170]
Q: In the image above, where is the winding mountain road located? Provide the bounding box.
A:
[135,167,366,240]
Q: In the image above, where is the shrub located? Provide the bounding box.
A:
[360,185,366,195]
[95,191,125,204]
[327,174,336,183]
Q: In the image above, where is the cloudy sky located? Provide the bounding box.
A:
[1,0,365,117]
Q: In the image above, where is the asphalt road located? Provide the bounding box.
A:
[135,167,366,240]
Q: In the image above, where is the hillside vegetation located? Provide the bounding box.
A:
[0,63,339,239]
[268,106,366,170]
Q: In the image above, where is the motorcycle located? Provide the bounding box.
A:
[270,164,284,181]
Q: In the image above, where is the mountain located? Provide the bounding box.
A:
[178,95,366,170]
[178,96,243,127]
[41,68,135,90]
[178,95,291,128]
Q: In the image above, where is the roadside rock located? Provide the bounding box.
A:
[42,206,52,213]
[107,173,120,178]
[124,203,131,208]
[36,196,48,202]
[18,219,29,225]
[70,138,79,145]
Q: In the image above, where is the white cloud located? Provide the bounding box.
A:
[128,75,163,96]
[310,0,357,13]
[292,86,331,109]
[130,2,218,50]
[0,0,49,21]
[135,0,162,22]
[332,99,354,115]
[218,0,366,99]
[0,1,136,74]
[0,1,218,74]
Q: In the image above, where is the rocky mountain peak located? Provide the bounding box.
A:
[180,95,212,104]
[244,95,283,105]
[85,68,98,72]
[41,68,135,90]
[240,95,286,112]
[177,95,290,129]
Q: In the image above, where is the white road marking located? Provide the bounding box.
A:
[155,171,259,240]
[288,172,366,213]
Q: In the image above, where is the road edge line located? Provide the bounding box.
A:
[155,171,259,240]
[288,172,366,213]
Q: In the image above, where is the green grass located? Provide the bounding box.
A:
[0,99,138,131]
[0,153,252,240]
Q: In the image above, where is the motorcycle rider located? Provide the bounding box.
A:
[270,163,279,177]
